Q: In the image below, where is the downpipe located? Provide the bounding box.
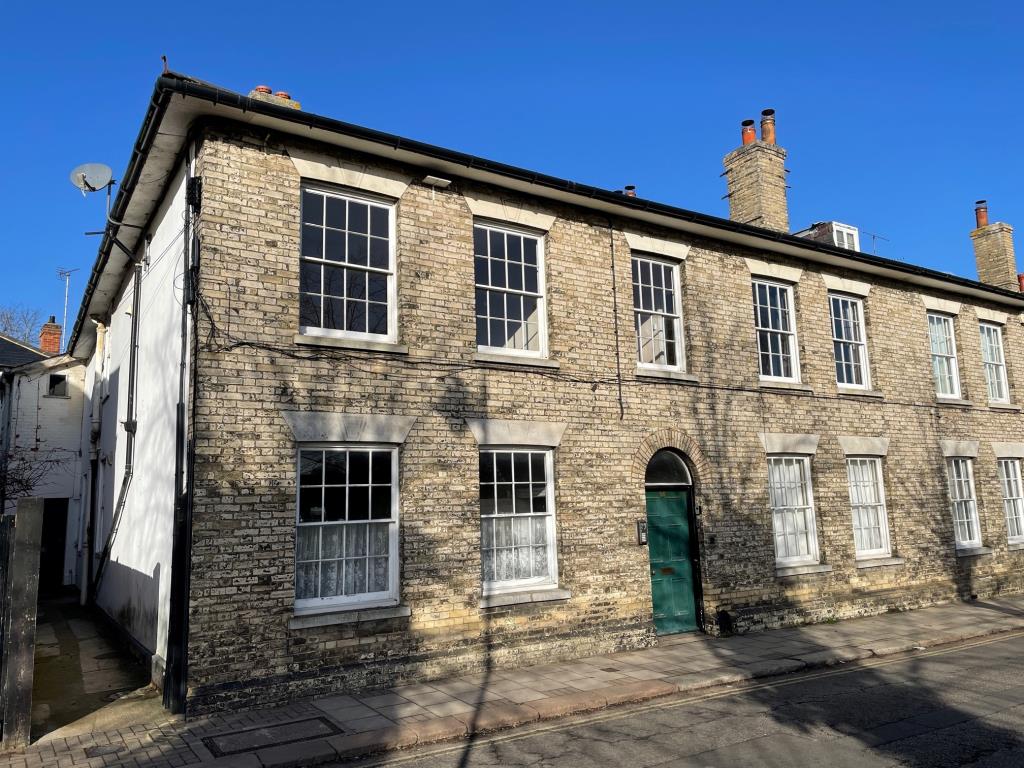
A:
[90,251,142,601]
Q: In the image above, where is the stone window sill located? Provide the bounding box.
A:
[479,587,572,609]
[775,563,833,578]
[289,604,411,629]
[935,397,974,409]
[838,387,884,399]
[988,402,1022,412]
[635,368,699,384]
[472,352,560,370]
[955,546,993,558]
[294,333,409,355]
[1007,541,1024,552]
[759,381,814,395]
[856,556,905,569]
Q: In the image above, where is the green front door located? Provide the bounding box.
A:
[645,490,698,634]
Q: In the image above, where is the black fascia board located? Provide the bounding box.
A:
[69,72,1024,353]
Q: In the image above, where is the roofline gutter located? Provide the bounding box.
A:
[68,74,1024,354]
[67,84,176,356]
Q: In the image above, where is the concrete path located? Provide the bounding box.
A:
[29,596,151,743]
[2,595,1023,768]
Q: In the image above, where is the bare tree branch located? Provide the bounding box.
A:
[0,304,44,346]
[1,447,75,507]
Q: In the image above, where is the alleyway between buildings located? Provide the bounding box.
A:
[31,595,152,743]
[3,595,1023,768]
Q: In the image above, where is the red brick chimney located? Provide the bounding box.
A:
[39,315,61,355]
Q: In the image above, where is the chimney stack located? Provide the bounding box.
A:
[970,201,1020,292]
[39,315,61,356]
[722,109,789,232]
[248,84,302,110]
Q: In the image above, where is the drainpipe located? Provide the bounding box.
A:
[79,320,106,604]
[164,143,199,714]
[90,252,142,600]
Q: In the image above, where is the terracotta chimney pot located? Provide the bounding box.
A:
[741,119,756,145]
[975,200,989,228]
[760,109,776,145]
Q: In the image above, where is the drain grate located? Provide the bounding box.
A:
[203,717,343,757]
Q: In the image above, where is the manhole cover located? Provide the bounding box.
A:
[203,717,343,757]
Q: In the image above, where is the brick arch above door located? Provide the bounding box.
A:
[632,429,711,490]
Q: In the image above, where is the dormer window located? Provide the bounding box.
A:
[833,223,860,251]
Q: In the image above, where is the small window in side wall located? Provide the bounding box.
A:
[46,374,68,397]
[295,446,399,611]
[299,186,396,342]
[478,448,557,594]
[473,223,547,356]
[632,255,685,371]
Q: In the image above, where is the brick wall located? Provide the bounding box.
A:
[184,125,1024,713]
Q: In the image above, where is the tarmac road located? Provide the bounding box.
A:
[340,631,1024,768]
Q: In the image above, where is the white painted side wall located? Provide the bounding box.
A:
[84,162,187,667]
[6,362,86,584]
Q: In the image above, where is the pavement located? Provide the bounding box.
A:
[367,630,1024,768]
[3,595,1024,768]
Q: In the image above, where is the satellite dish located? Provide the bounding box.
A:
[70,163,113,194]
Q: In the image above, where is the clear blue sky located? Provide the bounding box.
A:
[3,2,1022,343]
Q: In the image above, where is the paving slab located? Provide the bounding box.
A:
[7,594,1024,768]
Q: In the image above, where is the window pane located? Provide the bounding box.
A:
[632,256,683,370]
[474,225,544,352]
[767,457,817,563]
[480,450,554,590]
[300,189,393,337]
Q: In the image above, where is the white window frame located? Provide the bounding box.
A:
[631,253,686,372]
[752,279,801,383]
[829,293,871,389]
[294,444,400,613]
[833,223,860,251]
[947,457,982,549]
[927,312,961,399]
[998,458,1024,544]
[479,447,558,596]
[845,457,891,559]
[766,455,819,566]
[979,322,1010,404]
[298,184,398,344]
[473,221,549,359]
